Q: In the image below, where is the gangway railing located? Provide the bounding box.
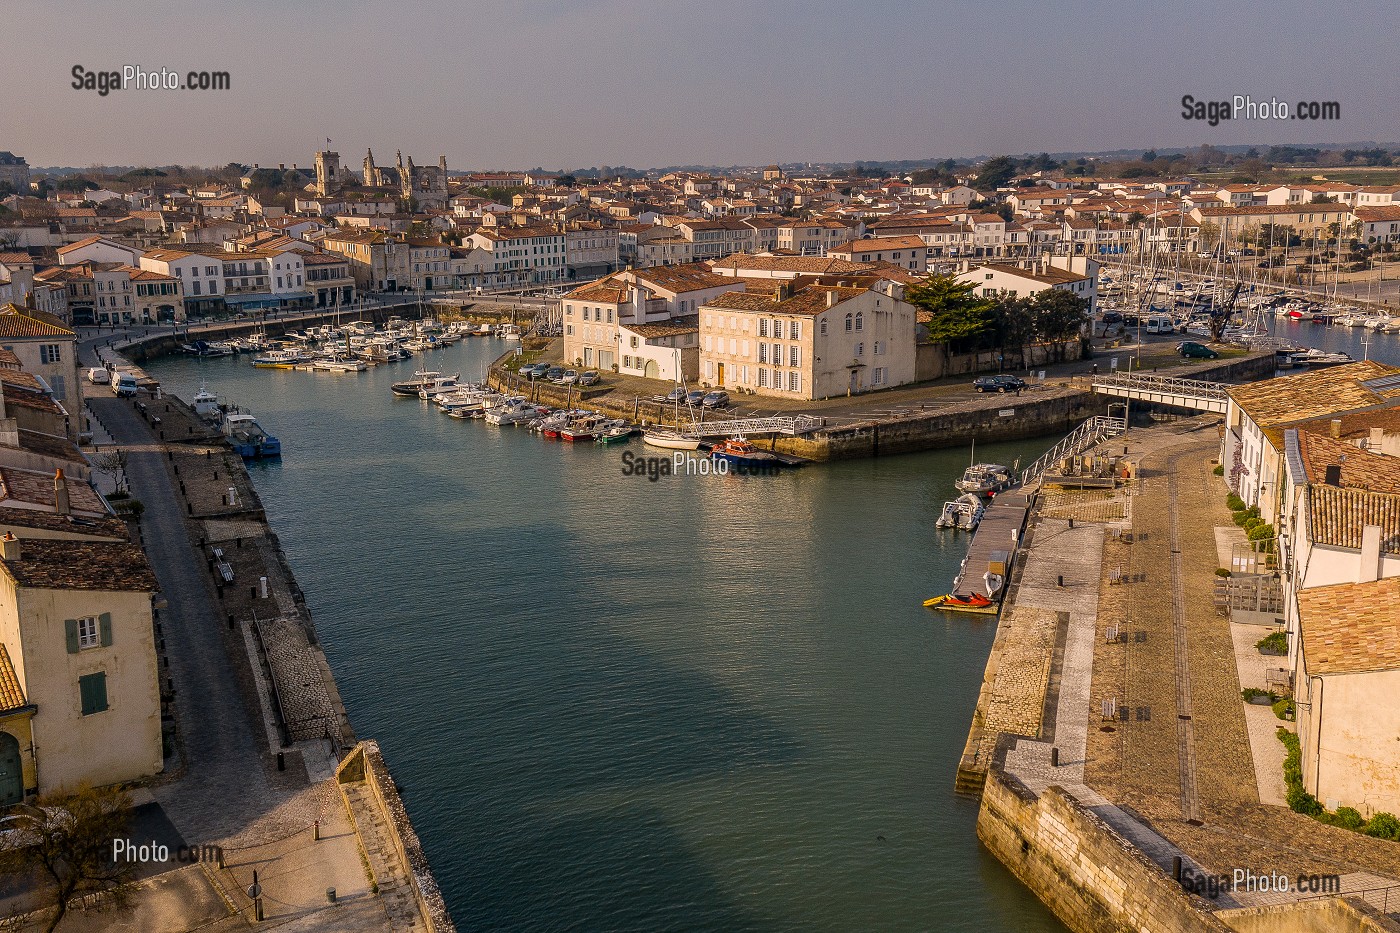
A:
[1091,372,1229,413]
[1020,416,1126,488]
[678,415,823,438]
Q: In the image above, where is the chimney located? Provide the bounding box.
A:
[826,289,837,308]
[1359,525,1382,583]
[1323,464,1342,486]
[0,534,17,562]
[1369,427,1385,450]
[54,468,70,517]
[1329,418,1342,438]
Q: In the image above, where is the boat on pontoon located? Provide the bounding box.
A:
[955,463,1014,496]
[642,429,702,450]
[935,493,985,531]
[391,370,458,396]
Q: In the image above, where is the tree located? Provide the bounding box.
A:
[991,296,1035,368]
[0,785,136,932]
[1141,149,1157,163]
[1030,289,1090,359]
[905,275,997,353]
[974,156,1017,190]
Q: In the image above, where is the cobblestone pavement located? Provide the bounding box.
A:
[88,394,311,845]
[1080,421,1400,905]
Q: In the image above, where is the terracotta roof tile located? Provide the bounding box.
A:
[1299,576,1400,674]
[1228,361,1400,430]
[0,304,76,339]
[0,645,26,713]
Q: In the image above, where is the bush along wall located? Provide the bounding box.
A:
[1278,728,1400,839]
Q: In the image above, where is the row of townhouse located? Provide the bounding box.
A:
[1219,361,1400,818]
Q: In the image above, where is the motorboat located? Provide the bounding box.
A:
[392,370,458,396]
[594,420,635,444]
[191,384,221,421]
[955,463,1014,496]
[251,348,309,368]
[223,412,281,459]
[417,376,461,399]
[313,356,367,372]
[643,429,702,451]
[710,436,778,467]
[935,493,985,531]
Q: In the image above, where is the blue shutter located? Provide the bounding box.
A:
[65,619,79,654]
[99,613,113,647]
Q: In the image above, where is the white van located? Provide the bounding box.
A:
[1145,315,1174,335]
[87,367,111,385]
[111,373,139,397]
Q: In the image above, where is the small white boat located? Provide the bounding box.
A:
[418,375,462,399]
[936,493,985,531]
[643,429,702,450]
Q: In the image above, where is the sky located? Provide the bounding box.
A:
[6,0,1399,171]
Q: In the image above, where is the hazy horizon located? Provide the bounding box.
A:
[7,0,1398,171]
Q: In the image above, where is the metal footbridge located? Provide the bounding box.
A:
[1091,372,1229,414]
[678,414,824,438]
[1020,415,1127,488]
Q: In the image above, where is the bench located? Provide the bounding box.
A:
[216,561,234,583]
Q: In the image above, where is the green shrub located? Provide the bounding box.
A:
[1272,698,1295,721]
[1242,688,1276,702]
[1246,506,1260,519]
[1213,465,1225,476]
[1287,784,1323,816]
[1226,493,1245,511]
[1247,523,1275,541]
[1215,567,1232,578]
[1334,807,1366,831]
[1256,631,1287,652]
[111,498,145,521]
[1243,516,1264,531]
[1364,812,1400,841]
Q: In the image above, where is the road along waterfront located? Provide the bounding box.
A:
[146,336,1071,932]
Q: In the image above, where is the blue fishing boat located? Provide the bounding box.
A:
[223,412,282,459]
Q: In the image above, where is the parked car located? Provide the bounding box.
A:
[972,375,1025,393]
[87,367,111,385]
[664,386,687,403]
[560,370,579,385]
[686,390,707,407]
[544,367,565,382]
[1101,311,1123,325]
[702,390,730,409]
[1177,341,1219,360]
[519,363,547,378]
[577,371,600,387]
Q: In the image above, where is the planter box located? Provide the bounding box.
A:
[1248,695,1274,705]
[1258,646,1287,657]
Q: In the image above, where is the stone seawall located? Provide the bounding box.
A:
[978,770,1234,933]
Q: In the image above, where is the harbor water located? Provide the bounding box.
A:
[148,338,1068,932]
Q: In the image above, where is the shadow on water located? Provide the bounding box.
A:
[147,343,1069,933]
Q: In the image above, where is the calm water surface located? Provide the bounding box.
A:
[149,339,1069,933]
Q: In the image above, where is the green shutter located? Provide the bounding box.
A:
[79,672,108,715]
[99,613,113,647]
[64,619,79,654]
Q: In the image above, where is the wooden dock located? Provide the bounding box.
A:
[931,489,1033,615]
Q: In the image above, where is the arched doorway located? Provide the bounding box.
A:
[644,360,660,379]
[0,732,22,806]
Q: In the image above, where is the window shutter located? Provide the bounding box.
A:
[99,613,113,647]
[65,619,79,654]
[79,672,108,715]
